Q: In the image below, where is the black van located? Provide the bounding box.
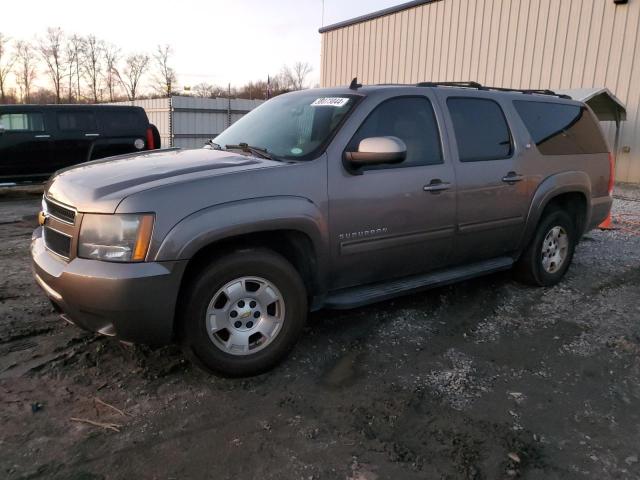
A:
[0,105,161,183]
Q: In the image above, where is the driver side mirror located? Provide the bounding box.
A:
[344,136,407,169]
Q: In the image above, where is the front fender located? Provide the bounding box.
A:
[519,171,592,251]
[153,194,329,264]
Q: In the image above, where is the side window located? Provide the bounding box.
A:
[100,110,145,134]
[0,112,45,132]
[513,101,609,155]
[346,96,443,169]
[447,98,513,162]
[57,111,97,131]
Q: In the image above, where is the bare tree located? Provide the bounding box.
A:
[38,27,66,103]
[192,82,225,98]
[0,33,15,103]
[115,53,149,101]
[65,34,84,101]
[83,35,103,102]
[153,44,177,97]
[14,40,37,103]
[281,61,312,90]
[103,43,120,102]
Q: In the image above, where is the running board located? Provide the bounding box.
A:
[323,257,514,309]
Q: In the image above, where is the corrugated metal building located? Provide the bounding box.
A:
[112,96,264,149]
[319,0,640,184]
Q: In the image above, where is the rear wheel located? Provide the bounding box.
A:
[515,209,577,286]
[180,249,307,376]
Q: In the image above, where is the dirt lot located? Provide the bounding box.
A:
[1,185,639,480]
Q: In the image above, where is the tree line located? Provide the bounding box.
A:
[0,28,313,104]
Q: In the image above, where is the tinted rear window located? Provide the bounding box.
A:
[447,98,513,162]
[100,109,146,133]
[57,111,97,131]
[513,101,609,155]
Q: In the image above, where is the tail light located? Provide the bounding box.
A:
[146,127,155,150]
[607,152,615,195]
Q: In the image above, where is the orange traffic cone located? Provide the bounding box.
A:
[599,213,614,229]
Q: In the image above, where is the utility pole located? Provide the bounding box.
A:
[227,82,231,128]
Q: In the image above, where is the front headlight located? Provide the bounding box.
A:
[78,213,154,262]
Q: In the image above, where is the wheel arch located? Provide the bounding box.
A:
[520,171,591,253]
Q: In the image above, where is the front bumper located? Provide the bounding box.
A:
[31,226,187,345]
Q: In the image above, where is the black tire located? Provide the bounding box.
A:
[515,209,577,286]
[179,249,307,377]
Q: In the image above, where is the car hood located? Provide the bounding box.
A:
[45,148,279,213]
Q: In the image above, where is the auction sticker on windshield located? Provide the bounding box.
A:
[311,97,350,107]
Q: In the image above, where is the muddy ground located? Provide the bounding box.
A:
[0,185,639,480]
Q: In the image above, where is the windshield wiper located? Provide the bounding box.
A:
[225,143,275,160]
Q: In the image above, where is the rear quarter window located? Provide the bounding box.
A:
[99,109,146,134]
[513,101,609,155]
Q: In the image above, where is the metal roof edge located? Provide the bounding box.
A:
[555,87,627,121]
[318,0,441,33]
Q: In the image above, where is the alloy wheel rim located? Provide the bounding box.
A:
[205,276,285,356]
[541,226,569,274]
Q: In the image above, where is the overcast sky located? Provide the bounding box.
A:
[2,0,401,89]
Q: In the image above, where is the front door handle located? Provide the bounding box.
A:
[34,134,51,139]
[502,171,524,183]
[85,133,100,137]
[423,179,451,192]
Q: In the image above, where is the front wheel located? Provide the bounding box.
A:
[515,209,577,287]
[180,249,307,376]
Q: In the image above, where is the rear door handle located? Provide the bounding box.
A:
[85,133,100,137]
[502,172,524,183]
[34,134,50,139]
[423,179,451,192]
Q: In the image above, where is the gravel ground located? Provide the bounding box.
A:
[0,184,639,480]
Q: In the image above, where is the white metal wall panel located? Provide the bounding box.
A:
[113,96,263,150]
[320,0,640,183]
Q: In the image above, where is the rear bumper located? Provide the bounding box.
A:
[31,227,187,345]
[587,195,613,231]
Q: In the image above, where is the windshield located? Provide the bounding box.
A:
[212,92,360,160]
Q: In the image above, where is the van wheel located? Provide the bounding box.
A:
[515,209,577,287]
[180,249,307,376]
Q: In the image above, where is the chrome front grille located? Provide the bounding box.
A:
[43,227,72,259]
[44,197,76,224]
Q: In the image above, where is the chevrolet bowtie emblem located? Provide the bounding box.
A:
[38,211,48,226]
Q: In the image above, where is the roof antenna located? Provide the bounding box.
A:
[349,77,362,90]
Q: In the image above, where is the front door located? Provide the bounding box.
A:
[327,93,457,290]
[0,110,52,180]
[437,93,531,263]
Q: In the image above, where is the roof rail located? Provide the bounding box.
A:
[416,81,571,99]
[417,81,483,89]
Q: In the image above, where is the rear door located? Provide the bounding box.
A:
[327,92,457,289]
[437,93,532,263]
[0,109,52,180]
[50,108,99,170]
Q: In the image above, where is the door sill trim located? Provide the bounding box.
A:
[323,256,514,309]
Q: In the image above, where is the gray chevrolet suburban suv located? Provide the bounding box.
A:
[31,82,613,376]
